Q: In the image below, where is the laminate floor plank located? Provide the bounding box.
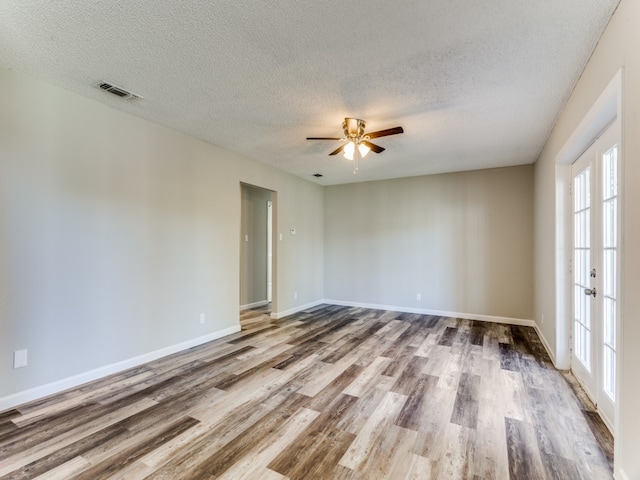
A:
[341,356,391,397]
[390,355,429,396]
[439,326,459,346]
[215,407,319,480]
[435,422,476,480]
[0,397,157,477]
[338,391,408,471]
[336,385,390,436]
[31,457,91,480]
[421,344,453,377]
[393,453,435,480]
[385,318,431,352]
[297,355,358,398]
[267,394,358,479]
[0,305,614,480]
[475,391,510,480]
[500,369,531,423]
[13,366,152,415]
[321,332,376,363]
[12,371,157,427]
[395,374,439,431]
[142,395,289,479]
[504,417,546,480]
[304,364,364,411]
[437,351,464,391]
[411,386,457,459]
[140,396,268,470]
[525,386,574,461]
[349,335,395,368]
[375,319,411,342]
[103,460,155,480]
[414,332,438,357]
[348,424,417,479]
[70,416,200,480]
[2,424,128,480]
[450,372,481,429]
[195,394,310,479]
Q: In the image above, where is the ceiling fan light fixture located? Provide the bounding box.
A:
[307,118,403,173]
[358,143,370,158]
[344,141,355,160]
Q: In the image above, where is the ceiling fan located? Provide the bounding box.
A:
[307,118,404,173]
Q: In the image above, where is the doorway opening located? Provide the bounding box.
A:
[240,183,276,329]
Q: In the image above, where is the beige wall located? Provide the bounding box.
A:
[533,0,638,477]
[325,166,534,321]
[0,67,324,404]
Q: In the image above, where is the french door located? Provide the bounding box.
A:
[571,124,619,430]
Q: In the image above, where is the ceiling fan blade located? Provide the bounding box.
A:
[329,144,346,156]
[362,141,385,154]
[366,126,404,139]
[307,137,343,140]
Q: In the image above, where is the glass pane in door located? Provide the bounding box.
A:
[602,145,617,400]
[573,167,591,370]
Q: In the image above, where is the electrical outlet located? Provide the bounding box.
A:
[417,293,421,301]
[541,314,544,324]
[294,291,298,300]
[14,349,28,369]
[244,234,249,242]
[200,313,205,324]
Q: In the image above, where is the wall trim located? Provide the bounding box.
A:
[616,468,629,480]
[323,299,535,327]
[534,323,558,367]
[0,325,240,412]
[240,300,269,311]
[270,300,325,319]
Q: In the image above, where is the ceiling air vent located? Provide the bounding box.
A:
[94,81,143,100]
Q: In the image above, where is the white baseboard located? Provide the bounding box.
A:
[616,468,629,480]
[240,300,269,311]
[0,325,240,412]
[270,300,325,319]
[533,323,557,366]
[322,299,535,327]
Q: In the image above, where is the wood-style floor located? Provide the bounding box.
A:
[0,304,613,479]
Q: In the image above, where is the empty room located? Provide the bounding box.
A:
[1,1,639,479]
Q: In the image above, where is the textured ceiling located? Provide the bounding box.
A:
[0,1,620,185]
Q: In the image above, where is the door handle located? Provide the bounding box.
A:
[584,287,597,297]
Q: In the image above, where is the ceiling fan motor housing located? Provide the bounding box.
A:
[343,118,367,139]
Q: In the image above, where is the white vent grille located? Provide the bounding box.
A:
[94,81,143,100]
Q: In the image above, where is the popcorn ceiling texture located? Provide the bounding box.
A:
[0,1,619,185]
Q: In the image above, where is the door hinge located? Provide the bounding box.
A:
[569,258,572,275]
[569,182,572,196]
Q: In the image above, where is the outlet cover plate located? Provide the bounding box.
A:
[14,349,28,368]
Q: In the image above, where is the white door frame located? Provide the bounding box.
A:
[267,200,273,303]
[569,126,619,429]
[239,183,278,314]
[554,69,623,439]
